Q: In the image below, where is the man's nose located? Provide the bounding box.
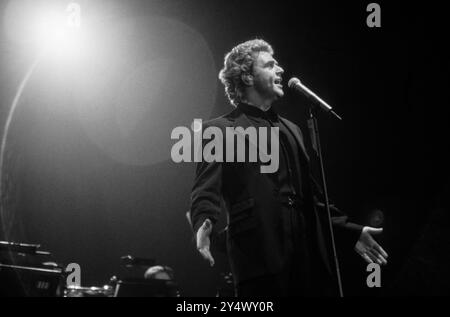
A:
[276,66,284,75]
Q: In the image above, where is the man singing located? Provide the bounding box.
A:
[189,39,388,296]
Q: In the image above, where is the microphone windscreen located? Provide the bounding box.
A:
[288,77,301,88]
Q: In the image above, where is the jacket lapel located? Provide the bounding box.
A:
[227,108,310,163]
[228,107,256,130]
[226,107,260,150]
[279,117,310,162]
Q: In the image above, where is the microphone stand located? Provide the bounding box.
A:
[307,107,344,298]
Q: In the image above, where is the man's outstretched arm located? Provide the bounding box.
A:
[311,180,389,265]
[355,227,388,265]
[190,128,223,267]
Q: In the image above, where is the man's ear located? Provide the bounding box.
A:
[241,73,254,86]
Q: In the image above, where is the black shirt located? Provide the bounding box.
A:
[237,103,305,201]
[237,103,314,295]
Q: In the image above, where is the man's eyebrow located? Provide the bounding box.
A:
[264,60,278,66]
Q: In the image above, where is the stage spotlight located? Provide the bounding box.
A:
[36,12,74,56]
[1,1,88,241]
[4,0,85,61]
[34,4,84,61]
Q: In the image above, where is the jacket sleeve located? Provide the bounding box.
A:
[189,124,223,235]
[311,175,363,245]
[294,122,363,244]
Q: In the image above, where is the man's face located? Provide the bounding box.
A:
[251,51,284,102]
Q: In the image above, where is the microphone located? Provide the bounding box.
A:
[288,77,342,120]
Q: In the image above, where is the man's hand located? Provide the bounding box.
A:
[196,219,215,267]
[354,226,388,265]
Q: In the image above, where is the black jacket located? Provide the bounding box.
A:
[190,106,362,286]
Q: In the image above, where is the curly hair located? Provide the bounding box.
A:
[219,39,274,107]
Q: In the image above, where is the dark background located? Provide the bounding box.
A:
[1,0,449,296]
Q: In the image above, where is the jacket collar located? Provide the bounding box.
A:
[237,102,278,122]
[225,105,310,162]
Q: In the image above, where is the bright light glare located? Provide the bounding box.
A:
[4,0,85,61]
[33,6,83,60]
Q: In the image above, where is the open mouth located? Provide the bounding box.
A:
[274,78,283,86]
[273,78,283,88]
